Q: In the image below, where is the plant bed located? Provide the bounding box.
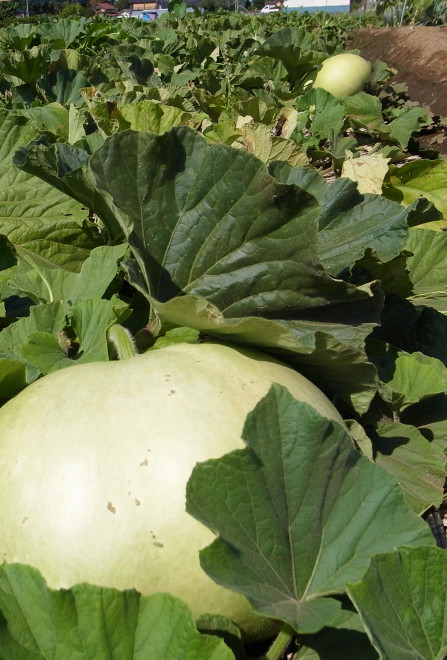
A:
[0,11,446,659]
[350,25,447,152]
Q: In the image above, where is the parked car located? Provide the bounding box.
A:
[260,3,280,10]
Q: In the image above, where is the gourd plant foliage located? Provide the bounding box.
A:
[1,121,446,659]
[0,13,446,660]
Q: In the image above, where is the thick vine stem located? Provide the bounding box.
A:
[107,324,138,360]
[265,623,295,660]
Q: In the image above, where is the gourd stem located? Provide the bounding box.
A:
[107,324,138,360]
[265,623,295,660]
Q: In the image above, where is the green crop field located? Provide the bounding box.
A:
[0,8,446,659]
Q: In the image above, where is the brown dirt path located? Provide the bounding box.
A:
[350,25,447,118]
[349,25,447,153]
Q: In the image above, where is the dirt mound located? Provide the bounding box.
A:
[350,25,447,153]
[351,25,447,117]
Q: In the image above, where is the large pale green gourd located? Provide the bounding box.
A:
[0,342,342,640]
[312,53,371,98]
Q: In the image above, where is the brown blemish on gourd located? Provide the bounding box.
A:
[135,499,140,506]
[149,529,164,547]
[107,501,116,514]
[140,459,148,466]
[168,389,176,396]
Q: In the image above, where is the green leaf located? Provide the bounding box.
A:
[304,87,345,142]
[13,139,123,243]
[1,45,52,85]
[0,293,128,382]
[0,23,39,50]
[16,103,71,140]
[20,332,69,374]
[90,127,361,316]
[0,564,234,660]
[37,70,91,108]
[18,127,373,318]
[384,158,447,220]
[117,100,199,134]
[10,244,127,305]
[186,385,434,634]
[0,111,86,235]
[36,17,86,48]
[151,326,200,349]
[318,188,412,277]
[0,301,69,392]
[269,162,328,201]
[255,27,324,86]
[271,165,412,278]
[405,227,447,312]
[1,215,101,272]
[168,0,187,18]
[22,297,129,373]
[238,123,308,167]
[379,106,429,148]
[0,358,28,399]
[68,297,130,365]
[0,301,68,360]
[381,351,447,410]
[68,104,88,145]
[373,422,446,514]
[403,392,447,455]
[348,546,447,660]
[346,419,374,459]
[196,614,246,660]
[344,91,384,133]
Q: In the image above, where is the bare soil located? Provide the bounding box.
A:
[350,25,447,152]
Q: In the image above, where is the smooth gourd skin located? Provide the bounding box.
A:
[0,342,342,640]
[312,53,371,98]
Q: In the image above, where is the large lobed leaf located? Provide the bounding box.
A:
[0,564,233,660]
[9,244,127,305]
[0,110,96,271]
[272,163,413,278]
[0,294,129,394]
[254,27,325,87]
[16,126,373,316]
[405,227,447,312]
[373,422,446,514]
[384,158,447,221]
[348,546,447,660]
[88,128,366,316]
[18,126,433,411]
[186,385,434,635]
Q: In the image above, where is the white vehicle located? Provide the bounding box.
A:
[261,3,280,11]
